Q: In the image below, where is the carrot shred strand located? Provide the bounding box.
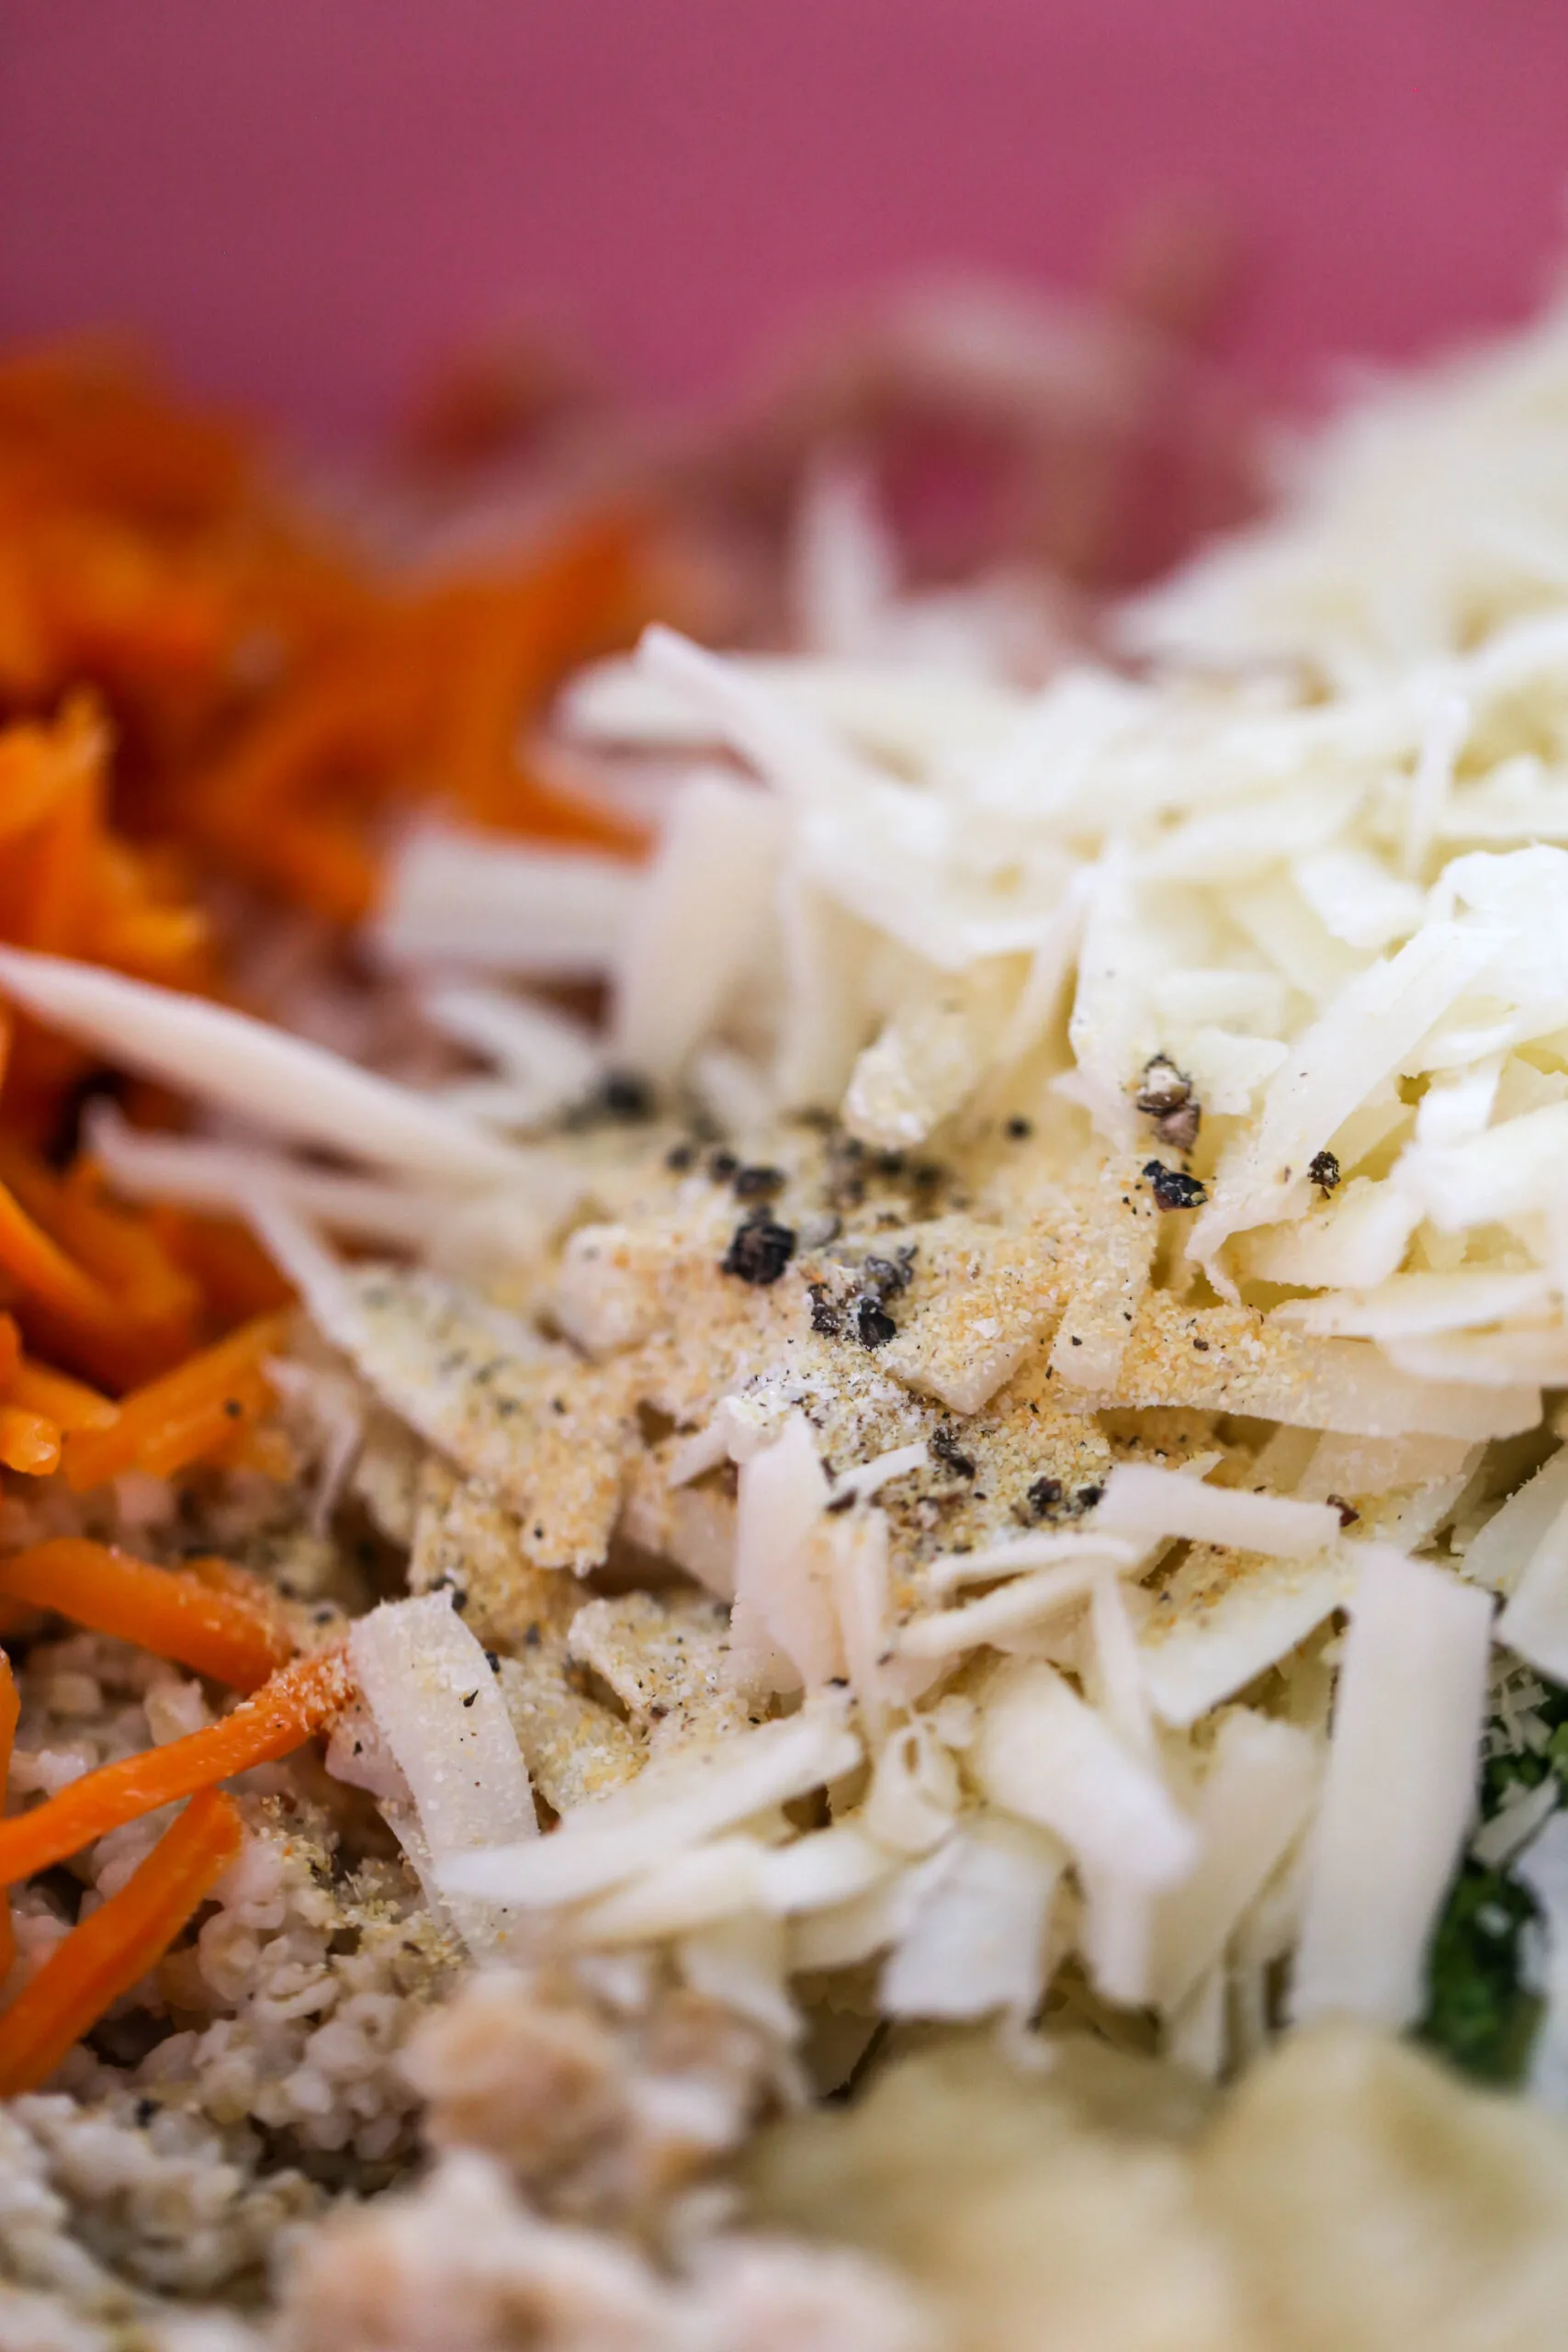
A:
[6,1354,118,1431]
[0,1174,117,1332]
[0,1655,16,1983]
[0,1785,243,2094]
[147,1206,294,1323]
[0,1141,202,1385]
[62,1310,289,1490]
[0,355,660,2066]
[0,1537,291,1690]
[0,1646,349,1885]
[0,1407,61,1476]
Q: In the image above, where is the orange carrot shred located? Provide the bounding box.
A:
[0,1408,60,1476]
[62,1311,289,1490]
[0,1646,350,1885]
[0,1538,292,1690]
[51,1153,200,1322]
[139,1363,275,1482]
[0,1175,118,1333]
[21,740,98,955]
[0,1144,202,1373]
[0,1785,243,2095]
[0,358,651,1510]
[147,1206,294,1324]
[0,721,79,846]
[0,1655,17,1982]
[7,1355,118,1431]
[184,1552,288,1608]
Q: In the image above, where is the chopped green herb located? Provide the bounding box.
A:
[1417,1864,1541,2085]
[1417,1670,1568,2082]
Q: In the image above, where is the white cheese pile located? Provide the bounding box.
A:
[1122,306,1568,685]
[1292,1546,1491,2030]
[393,304,1568,2069]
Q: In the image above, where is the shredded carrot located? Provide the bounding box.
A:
[0,1137,201,1393]
[0,703,212,1153]
[146,1206,294,1324]
[427,526,649,849]
[0,1785,243,2095]
[0,718,82,846]
[0,1174,118,1333]
[188,654,431,919]
[0,1313,22,1393]
[22,732,99,953]
[0,342,250,523]
[6,1354,118,1431]
[62,1310,289,1490]
[0,1655,17,1982]
[184,1552,289,1608]
[44,1153,200,1328]
[0,352,651,1565]
[0,1144,201,1383]
[0,1408,60,1476]
[0,1646,350,1885]
[0,1538,291,1690]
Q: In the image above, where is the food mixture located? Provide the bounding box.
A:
[6,287,1568,2349]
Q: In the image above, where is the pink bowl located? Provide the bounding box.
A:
[1,1,1564,436]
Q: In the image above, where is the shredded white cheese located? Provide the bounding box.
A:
[1464,1446,1568,1595]
[440,1703,862,1909]
[1498,1482,1568,1683]
[880,1819,1062,2022]
[1151,1710,1318,2015]
[349,1593,537,1857]
[420,979,602,1120]
[732,1413,837,1692]
[348,1592,538,1956]
[0,947,525,1189]
[610,771,784,1082]
[974,1658,1197,1894]
[374,822,638,976]
[85,1100,434,1246]
[1292,1546,1492,2030]
[1093,1462,1344,1558]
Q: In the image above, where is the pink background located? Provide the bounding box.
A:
[1,1,1566,436]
